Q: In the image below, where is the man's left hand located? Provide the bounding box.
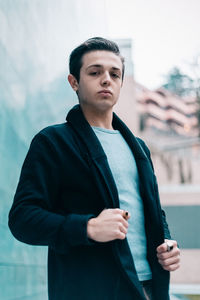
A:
[156,239,180,271]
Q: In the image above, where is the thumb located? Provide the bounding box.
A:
[156,242,167,253]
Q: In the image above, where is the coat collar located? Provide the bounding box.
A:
[66,104,148,162]
[66,104,119,209]
[66,104,105,160]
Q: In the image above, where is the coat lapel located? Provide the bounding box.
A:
[113,113,164,247]
[112,113,162,228]
[112,114,155,202]
[66,105,119,209]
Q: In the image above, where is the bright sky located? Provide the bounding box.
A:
[105,0,200,89]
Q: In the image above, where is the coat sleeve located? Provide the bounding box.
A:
[136,138,171,240]
[8,132,95,254]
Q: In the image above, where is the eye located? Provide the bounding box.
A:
[89,71,100,76]
[111,73,120,78]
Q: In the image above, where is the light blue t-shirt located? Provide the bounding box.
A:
[92,126,152,281]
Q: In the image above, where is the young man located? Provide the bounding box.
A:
[9,37,180,300]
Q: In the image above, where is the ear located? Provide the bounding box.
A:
[68,74,79,91]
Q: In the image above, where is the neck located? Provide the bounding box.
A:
[80,105,114,129]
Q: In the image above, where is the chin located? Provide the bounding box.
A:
[97,102,116,112]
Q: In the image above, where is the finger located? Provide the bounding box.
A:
[119,224,128,235]
[158,255,180,267]
[156,242,167,253]
[121,218,128,228]
[121,216,129,228]
[114,213,129,228]
[157,240,177,253]
[113,208,131,220]
[162,262,180,272]
[102,209,127,221]
[157,247,180,260]
[115,230,126,240]
[113,208,124,215]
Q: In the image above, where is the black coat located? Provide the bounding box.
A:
[9,104,171,300]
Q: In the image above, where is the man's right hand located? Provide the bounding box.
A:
[87,208,130,242]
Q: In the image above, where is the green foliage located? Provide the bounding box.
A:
[162,67,194,97]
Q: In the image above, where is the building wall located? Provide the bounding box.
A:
[114,76,140,135]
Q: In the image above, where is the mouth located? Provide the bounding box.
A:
[98,90,112,96]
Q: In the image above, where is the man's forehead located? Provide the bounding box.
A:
[82,50,122,70]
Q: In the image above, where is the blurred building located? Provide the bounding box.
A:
[114,38,139,134]
[135,84,200,186]
[114,38,134,77]
[137,86,198,137]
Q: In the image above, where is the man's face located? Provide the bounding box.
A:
[71,50,123,113]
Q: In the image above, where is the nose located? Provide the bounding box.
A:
[100,71,111,86]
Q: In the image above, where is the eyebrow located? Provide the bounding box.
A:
[86,64,121,73]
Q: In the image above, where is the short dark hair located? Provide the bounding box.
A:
[69,37,125,82]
